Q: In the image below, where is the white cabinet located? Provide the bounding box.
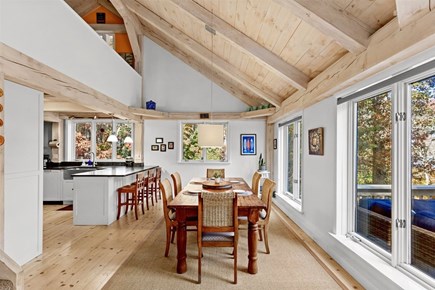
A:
[43,170,62,201]
[62,180,74,202]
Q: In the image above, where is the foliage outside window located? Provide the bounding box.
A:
[181,122,228,162]
[73,120,133,161]
[348,71,435,281]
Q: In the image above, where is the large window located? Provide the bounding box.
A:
[181,122,228,163]
[343,64,435,284]
[72,120,133,161]
[279,117,303,206]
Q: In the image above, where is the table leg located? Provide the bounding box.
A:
[247,209,260,274]
[176,209,187,274]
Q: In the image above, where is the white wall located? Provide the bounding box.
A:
[273,46,435,289]
[142,37,248,113]
[4,81,43,265]
[0,0,141,107]
[143,120,265,185]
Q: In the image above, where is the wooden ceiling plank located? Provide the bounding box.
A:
[110,0,143,73]
[169,0,309,90]
[0,43,139,121]
[44,101,95,113]
[273,0,370,54]
[268,10,435,123]
[240,107,276,119]
[395,0,430,28]
[126,0,281,107]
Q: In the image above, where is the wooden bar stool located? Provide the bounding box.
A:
[116,173,146,220]
[149,167,162,203]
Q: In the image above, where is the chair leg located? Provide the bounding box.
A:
[264,225,270,254]
[145,188,150,210]
[258,228,263,241]
[165,224,171,257]
[134,193,138,220]
[234,245,237,284]
[198,245,202,284]
[170,227,176,243]
[125,193,130,215]
[116,192,122,220]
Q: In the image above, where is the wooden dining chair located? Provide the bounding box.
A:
[251,171,262,196]
[170,172,182,196]
[198,190,238,284]
[206,168,225,179]
[238,178,275,254]
[160,178,197,257]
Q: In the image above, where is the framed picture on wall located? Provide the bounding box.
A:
[155,137,164,144]
[273,138,277,150]
[168,142,174,150]
[151,145,159,151]
[240,134,256,155]
[160,144,167,152]
[308,127,324,155]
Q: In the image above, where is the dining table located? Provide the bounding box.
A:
[167,177,266,275]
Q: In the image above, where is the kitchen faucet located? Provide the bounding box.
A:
[88,152,96,167]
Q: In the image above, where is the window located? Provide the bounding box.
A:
[71,120,133,161]
[342,62,435,284]
[181,122,228,163]
[278,117,303,206]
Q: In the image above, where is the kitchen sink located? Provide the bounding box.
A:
[63,167,106,180]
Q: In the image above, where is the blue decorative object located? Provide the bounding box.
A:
[146,100,156,110]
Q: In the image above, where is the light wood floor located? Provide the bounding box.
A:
[23,201,362,290]
[23,201,164,289]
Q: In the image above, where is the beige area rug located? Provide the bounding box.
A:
[103,211,342,290]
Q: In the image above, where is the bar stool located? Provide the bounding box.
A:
[116,173,145,220]
[149,167,162,203]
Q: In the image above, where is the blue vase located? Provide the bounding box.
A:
[146,100,156,110]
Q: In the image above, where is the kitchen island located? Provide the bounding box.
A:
[72,165,158,225]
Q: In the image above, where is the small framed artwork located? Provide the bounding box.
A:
[168,142,174,150]
[308,127,324,155]
[151,145,159,151]
[155,137,164,144]
[273,138,277,150]
[240,134,256,155]
[160,144,167,152]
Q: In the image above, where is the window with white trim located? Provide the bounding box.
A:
[71,119,133,161]
[180,122,228,163]
[278,117,303,206]
[340,60,435,285]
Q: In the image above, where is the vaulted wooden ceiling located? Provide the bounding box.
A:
[60,0,434,120]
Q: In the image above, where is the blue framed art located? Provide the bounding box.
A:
[240,134,256,155]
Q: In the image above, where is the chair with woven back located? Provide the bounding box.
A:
[160,178,197,257]
[238,178,275,254]
[197,190,238,284]
[206,168,225,179]
[170,172,182,196]
[251,171,262,196]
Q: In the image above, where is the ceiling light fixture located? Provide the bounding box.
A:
[198,8,224,148]
[107,114,118,143]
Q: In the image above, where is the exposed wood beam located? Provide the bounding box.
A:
[169,0,309,90]
[240,108,276,119]
[0,43,139,121]
[110,0,143,73]
[268,10,435,123]
[97,0,121,17]
[165,112,243,120]
[44,101,96,113]
[65,0,99,17]
[129,106,169,118]
[89,23,126,33]
[395,0,430,28]
[125,0,274,107]
[44,112,63,122]
[274,0,370,54]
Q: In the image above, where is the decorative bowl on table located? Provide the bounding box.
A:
[202,180,232,190]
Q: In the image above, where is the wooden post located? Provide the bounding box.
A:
[266,123,274,181]
[133,121,143,164]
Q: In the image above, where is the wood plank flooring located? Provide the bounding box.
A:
[22,200,362,290]
[23,202,163,289]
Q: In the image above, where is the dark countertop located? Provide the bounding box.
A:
[71,165,158,178]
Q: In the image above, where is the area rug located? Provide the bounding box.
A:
[103,211,342,290]
[57,204,73,211]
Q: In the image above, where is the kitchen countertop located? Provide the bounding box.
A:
[71,165,158,177]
